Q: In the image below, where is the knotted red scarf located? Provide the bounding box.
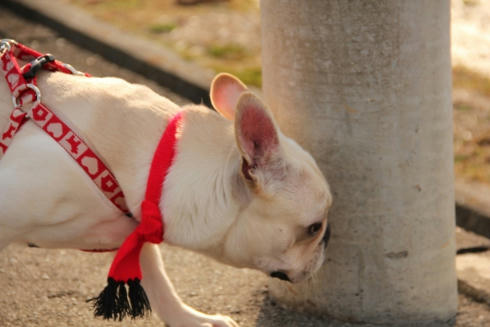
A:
[92,112,183,320]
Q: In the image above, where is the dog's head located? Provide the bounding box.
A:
[210,73,332,283]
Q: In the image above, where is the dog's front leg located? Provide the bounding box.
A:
[140,243,239,327]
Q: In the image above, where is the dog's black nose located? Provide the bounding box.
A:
[270,271,291,282]
[322,224,331,248]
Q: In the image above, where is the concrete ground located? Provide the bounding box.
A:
[0,4,489,327]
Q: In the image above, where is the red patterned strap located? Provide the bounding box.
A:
[0,40,130,215]
[0,107,27,155]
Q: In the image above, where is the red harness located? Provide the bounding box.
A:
[0,39,130,214]
[0,40,183,320]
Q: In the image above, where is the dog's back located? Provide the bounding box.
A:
[0,72,179,250]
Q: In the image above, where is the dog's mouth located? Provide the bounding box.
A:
[270,270,319,284]
[269,270,292,283]
[266,226,331,284]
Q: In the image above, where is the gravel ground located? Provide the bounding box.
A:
[0,7,489,327]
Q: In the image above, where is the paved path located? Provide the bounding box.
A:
[0,6,489,327]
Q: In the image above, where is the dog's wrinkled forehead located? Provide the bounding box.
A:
[277,137,331,223]
[294,168,330,223]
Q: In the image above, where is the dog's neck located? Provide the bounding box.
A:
[161,105,247,258]
[37,72,246,257]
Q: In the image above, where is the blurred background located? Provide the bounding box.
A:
[65,0,490,185]
[0,1,489,326]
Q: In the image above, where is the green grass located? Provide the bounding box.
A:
[206,43,248,60]
[149,23,177,34]
[90,0,141,10]
[212,65,262,87]
[453,66,490,97]
[455,154,471,163]
[454,103,472,111]
[234,66,262,87]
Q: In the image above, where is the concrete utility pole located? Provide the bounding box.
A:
[261,0,457,324]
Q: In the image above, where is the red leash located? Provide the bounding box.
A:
[0,40,183,320]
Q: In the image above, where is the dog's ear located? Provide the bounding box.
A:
[235,92,280,184]
[210,73,248,120]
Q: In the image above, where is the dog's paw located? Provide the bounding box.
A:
[167,304,239,327]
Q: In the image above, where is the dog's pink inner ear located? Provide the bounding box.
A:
[210,73,247,120]
[237,97,279,166]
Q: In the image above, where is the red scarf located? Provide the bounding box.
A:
[91,112,183,320]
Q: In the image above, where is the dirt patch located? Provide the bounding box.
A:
[453,77,490,183]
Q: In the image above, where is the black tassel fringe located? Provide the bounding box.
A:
[128,279,151,318]
[88,278,151,320]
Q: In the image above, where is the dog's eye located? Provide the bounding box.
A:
[307,223,322,236]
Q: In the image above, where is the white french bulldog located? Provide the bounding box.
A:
[0,71,332,327]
